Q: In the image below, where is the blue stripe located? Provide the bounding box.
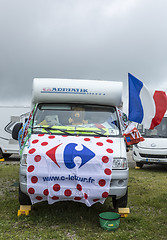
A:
[128,73,144,123]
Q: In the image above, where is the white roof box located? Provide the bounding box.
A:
[32,78,122,107]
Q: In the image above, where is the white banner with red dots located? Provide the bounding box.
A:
[27,134,113,207]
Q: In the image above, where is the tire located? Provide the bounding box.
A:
[0,148,12,159]
[136,162,143,168]
[0,148,4,159]
[19,186,32,205]
[112,189,128,210]
[3,153,12,159]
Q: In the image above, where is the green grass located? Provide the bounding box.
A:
[0,163,167,240]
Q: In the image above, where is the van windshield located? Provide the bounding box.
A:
[32,104,120,136]
[138,117,167,138]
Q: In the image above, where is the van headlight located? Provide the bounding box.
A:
[21,154,27,165]
[112,158,127,169]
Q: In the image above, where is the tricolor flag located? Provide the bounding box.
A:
[128,73,167,129]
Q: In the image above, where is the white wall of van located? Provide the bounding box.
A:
[0,105,30,157]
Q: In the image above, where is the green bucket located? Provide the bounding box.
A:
[99,212,121,231]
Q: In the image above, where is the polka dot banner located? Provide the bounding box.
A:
[27,134,113,206]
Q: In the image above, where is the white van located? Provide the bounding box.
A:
[133,113,167,168]
[0,105,30,159]
[12,78,129,210]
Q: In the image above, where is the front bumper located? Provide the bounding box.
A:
[133,147,167,164]
[20,164,129,200]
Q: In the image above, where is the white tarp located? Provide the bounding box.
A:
[27,134,113,206]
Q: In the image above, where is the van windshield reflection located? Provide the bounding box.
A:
[32,103,121,136]
[138,117,167,138]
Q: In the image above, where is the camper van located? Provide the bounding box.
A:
[0,105,30,159]
[133,112,167,168]
[12,78,129,209]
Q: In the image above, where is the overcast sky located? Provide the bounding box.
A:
[0,0,167,112]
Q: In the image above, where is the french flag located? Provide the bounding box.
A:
[128,73,167,129]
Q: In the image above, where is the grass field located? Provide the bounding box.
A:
[0,162,167,240]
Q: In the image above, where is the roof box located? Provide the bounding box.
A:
[32,78,123,107]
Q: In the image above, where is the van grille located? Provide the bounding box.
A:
[139,153,167,159]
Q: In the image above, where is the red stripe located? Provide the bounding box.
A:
[150,91,167,129]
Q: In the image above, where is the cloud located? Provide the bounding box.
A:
[0,0,167,107]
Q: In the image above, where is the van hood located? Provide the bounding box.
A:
[138,138,167,149]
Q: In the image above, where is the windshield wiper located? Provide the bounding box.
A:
[74,128,107,137]
[32,126,107,137]
[31,126,74,136]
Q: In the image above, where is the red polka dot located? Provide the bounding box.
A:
[102,156,109,163]
[84,193,88,199]
[32,139,39,144]
[64,189,72,197]
[41,142,48,146]
[52,196,59,200]
[48,135,55,139]
[29,148,36,154]
[43,189,49,196]
[28,165,35,172]
[102,192,108,198]
[94,137,100,138]
[36,196,43,201]
[62,135,68,137]
[77,184,82,191]
[106,139,113,144]
[53,184,60,192]
[84,138,90,141]
[93,199,99,202]
[99,179,106,187]
[31,176,38,184]
[38,134,44,137]
[34,155,41,162]
[96,142,103,146]
[104,168,112,175]
[74,197,82,200]
[106,148,113,153]
[28,187,35,194]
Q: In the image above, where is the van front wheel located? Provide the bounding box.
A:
[136,162,143,168]
[19,186,32,205]
[112,189,128,210]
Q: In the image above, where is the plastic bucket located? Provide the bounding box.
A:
[99,212,121,231]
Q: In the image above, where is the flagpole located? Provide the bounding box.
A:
[127,73,129,117]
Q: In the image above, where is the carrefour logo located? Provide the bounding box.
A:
[41,87,105,96]
[46,143,95,169]
[64,143,95,169]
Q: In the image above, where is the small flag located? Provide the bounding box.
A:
[123,123,144,146]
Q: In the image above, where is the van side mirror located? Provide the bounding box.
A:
[12,123,23,140]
